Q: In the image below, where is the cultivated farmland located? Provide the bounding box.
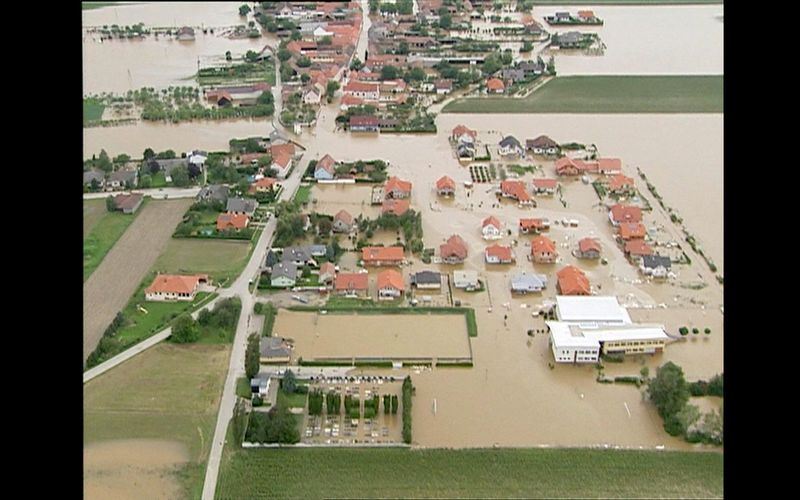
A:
[83,198,192,361]
[84,198,148,281]
[83,199,108,238]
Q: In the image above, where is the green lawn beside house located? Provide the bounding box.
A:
[294,184,312,205]
[443,76,723,114]
[115,289,215,346]
[83,199,147,281]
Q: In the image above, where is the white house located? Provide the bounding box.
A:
[144,274,208,302]
[481,216,503,240]
[547,321,670,363]
[453,270,479,290]
[498,135,524,157]
[271,262,297,288]
[187,150,208,167]
[312,26,333,39]
[271,154,293,179]
[510,272,547,294]
[303,86,322,105]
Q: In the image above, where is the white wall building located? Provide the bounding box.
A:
[547,322,670,363]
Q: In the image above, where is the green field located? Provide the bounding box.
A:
[294,184,312,205]
[198,60,277,86]
[83,199,108,237]
[83,199,146,281]
[153,238,253,285]
[443,76,724,114]
[85,343,230,499]
[216,447,723,499]
[83,98,105,123]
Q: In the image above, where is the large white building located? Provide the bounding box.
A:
[547,296,670,363]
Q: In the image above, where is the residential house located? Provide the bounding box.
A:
[314,154,337,180]
[332,209,354,233]
[319,262,337,284]
[176,26,195,41]
[576,238,601,259]
[486,77,505,94]
[578,10,597,21]
[618,222,647,241]
[188,150,208,167]
[485,244,514,264]
[303,85,322,105]
[410,270,441,290]
[519,218,549,234]
[250,377,269,396]
[349,115,380,132]
[434,79,453,94]
[501,68,526,84]
[196,184,229,204]
[498,136,525,158]
[216,212,250,232]
[343,81,380,100]
[436,176,456,196]
[113,193,144,214]
[226,197,258,216]
[240,152,269,166]
[108,169,138,190]
[531,235,558,263]
[453,270,479,290]
[526,135,560,156]
[481,215,503,240]
[260,337,292,364]
[270,143,296,178]
[607,174,635,196]
[553,31,583,49]
[624,240,653,259]
[597,158,622,175]
[500,180,534,206]
[440,235,468,264]
[556,265,591,295]
[282,246,319,267]
[532,178,558,195]
[249,177,279,195]
[145,273,208,301]
[457,142,476,160]
[518,59,545,76]
[382,198,410,216]
[451,125,477,142]
[377,269,405,300]
[510,272,548,294]
[385,176,412,199]
[271,262,298,288]
[83,170,106,189]
[640,255,672,279]
[334,272,369,296]
[206,84,271,107]
[555,157,580,176]
[608,204,642,226]
[153,158,189,182]
[362,246,405,266]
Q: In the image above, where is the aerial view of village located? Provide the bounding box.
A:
[83,1,723,498]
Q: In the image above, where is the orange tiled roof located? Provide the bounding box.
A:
[270,143,296,158]
[557,265,590,295]
[385,176,412,195]
[519,218,546,231]
[624,239,653,257]
[317,154,336,173]
[335,209,353,225]
[381,198,410,216]
[531,235,556,255]
[334,272,369,291]
[578,238,601,253]
[485,244,513,261]
[440,235,468,259]
[608,174,634,191]
[619,222,647,240]
[532,178,558,189]
[500,180,531,202]
[487,78,505,91]
[451,125,477,139]
[377,269,405,291]
[609,204,642,224]
[145,274,205,295]
[216,212,249,231]
[362,246,404,263]
[482,215,501,229]
[436,175,456,191]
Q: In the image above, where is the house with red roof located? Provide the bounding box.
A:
[334,272,369,297]
[440,235,468,264]
[249,177,279,194]
[608,204,642,226]
[485,244,514,264]
[531,235,558,263]
[532,178,558,195]
[607,174,635,196]
[113,193,144,214]
[519,218,550,234]
[145,273,209,301]
[349,115,380,132]
[618,222,647,241]
[487,77,505,93]
[343,81,380,100]
[377,269,405,300]
[382,198,410,216]
[314,154,337,180]
[556,266,590,295]
[500,180,534,206]
[597,158,622,175]
[319,262,337,285]
[216,213,250,232]
[451,125,477,143]
[385,176,412,199]
[481,215,503,240]
[575,238,601,259]
[362,246,405,266]
[555,157,580,176]
[624,240,654,259]
[270,143,296,179]
[436,175,456,196]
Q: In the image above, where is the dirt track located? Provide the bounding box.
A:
[83,198,192,361]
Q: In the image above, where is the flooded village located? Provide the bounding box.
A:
[83,1,724,498]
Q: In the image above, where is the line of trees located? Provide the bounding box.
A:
[85,312,127,369]
[402,376,413,444]
[308,390,324,416]
[326,391,341,415]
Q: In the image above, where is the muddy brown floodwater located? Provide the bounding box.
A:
[84,439,189,500]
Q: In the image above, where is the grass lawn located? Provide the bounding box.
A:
[83,199,147,281]
[443,76,724,114]
[294,184,312,205]
[216,447,723,499]
[84,343,230,500]
[236,377,252,398]
[83,199,107,238]
[115,289,215,346]
[277,389,307,409]
[153,238,252,285]
[83,98,105,123]
[148,171,168,188]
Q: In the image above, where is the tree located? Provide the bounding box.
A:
[245,49,259,63]
[301,73,311,84]
[277,48,291,62]
[297,56,311,68]
[245,333,261,379]
[257,91,274,105]
[521,40,533,52]
[707,373,723,397]
[350,57,363,71]
[225,50,232,61]
[236,177,251,194]
[282,369,296,393]
[381,65,400,80]
[647,362,690,420]
[113,153,131,164]
[239,4,251,16]
[90,178,100,191]
[501,50,513,65]
[326,80,340,100]
[188,163,202,178]
[170,165,191,187]
[318,218,332,235]
[171,313,200,343]
[105,195,116,212]
[290,30,302,41]
[397,41,409,55]
[439,13,452,30]
[319,36,332,46]
[143,148,155,160]
[482,54,502,75]
[265,250,279,267]
[98,149,112,173]
[405,67,426,82]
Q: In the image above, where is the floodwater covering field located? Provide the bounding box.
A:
[274,311,472,362]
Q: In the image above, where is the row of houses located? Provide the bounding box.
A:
[607,203,672,279]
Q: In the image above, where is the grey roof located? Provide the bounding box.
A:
[282,246,313,262]
[154,158,188,173]
[272,261,298,280]
[518,60,545,73]
[197,184,230,203]
[511,272,548,291]
[641,255,672,270]
[83,170,105,184]
[260,337,291,358]
[250,377,268,388]
[499,135,522,149]
[109,169,137,184]
[226,197,258,214]
[526,135,559,149]
[457,143,475,157]
[558,32,583,44]
[308,244,327,256]
[412,270,441,285]
[501,68,525,81]
[299,21,325,33]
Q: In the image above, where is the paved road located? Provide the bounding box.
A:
[83,186,201,200]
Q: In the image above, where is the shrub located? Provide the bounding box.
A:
[601,352,624,363]
[708,373,723,397]
[614,376,642,387]
[688,381,708,397]
[679,327,689,336]
[253,396,263,407]
[692,328,699,335]
[254,303,263,314]
[704,328,711,334]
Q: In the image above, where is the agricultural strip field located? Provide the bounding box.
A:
[216,447,723,499]
[84,343,230,500]
[83,98,105,124]
[531,0,721,4]
[84,198,148,281]
[83,198,192,361]
[443,76,724,114]
[152,237,253,285]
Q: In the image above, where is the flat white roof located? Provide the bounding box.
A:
[547,321,669,349]
[555,295,632,325]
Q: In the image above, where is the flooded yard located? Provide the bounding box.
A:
[310,183,382,221]
[273,310,472,363]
